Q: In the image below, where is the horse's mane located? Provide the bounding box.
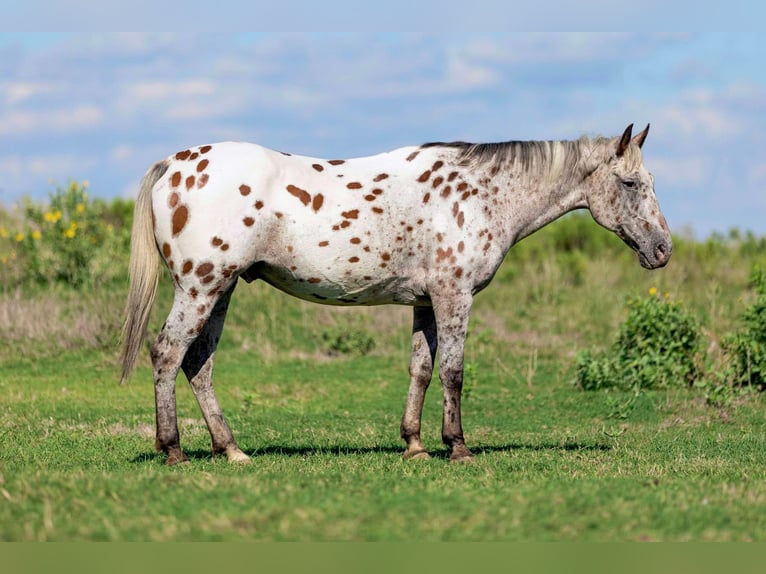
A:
[420,135,642,181]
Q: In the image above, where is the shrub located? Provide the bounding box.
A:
[1,181,131,288]
[576,288,702,391]
[723,267,766,389]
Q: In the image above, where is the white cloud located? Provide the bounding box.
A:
[2,81,55,104]
[0,105,103,136]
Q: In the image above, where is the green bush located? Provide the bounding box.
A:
[0,181,132,288]
[576,288,702,391]
[723,267,766,389]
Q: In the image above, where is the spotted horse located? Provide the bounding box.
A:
[120,123,671,465]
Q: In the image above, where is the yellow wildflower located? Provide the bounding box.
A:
[76,203,85,214]
[648,286,658,296]
[32,230,41,240]
[15,232,24,242]
[44,210,62,223]
[0,226,6,238]
[64,228,76,239]
[664,291,670,299]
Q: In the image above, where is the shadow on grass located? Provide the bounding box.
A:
[131,441,611,464]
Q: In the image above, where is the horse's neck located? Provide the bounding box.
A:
[474,149,589,248]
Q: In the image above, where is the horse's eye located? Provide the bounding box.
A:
[621,179,638,190]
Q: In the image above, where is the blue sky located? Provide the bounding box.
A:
[1,33,764,238]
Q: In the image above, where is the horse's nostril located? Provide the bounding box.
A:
[655,242,668,261]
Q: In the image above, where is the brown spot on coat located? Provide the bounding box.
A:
[372,207,384,214]
[457,212,465,228]
[318,240,329,247]
[328,159,345,166]
[436,247,453,263]
[312,193,324,212]
[348,256,359,263]
[197,159,209,172]
[255,200,264,209]
[432,160,444,171]
[458,241,465,253]
[441,185,452,198]
[212,237,223,247]
[287,184,311,205]
[418,170,431,183]
[185,175,195,190]
[406,150,420,161]
[182,260,193,274]
[457,182,468,192]
[347,182,362,189]
[312,163,324,172]
[364,195,376,201]
[448,171,459,182]
[197,174,209,189]
[175,150,191,160]
[189,152,199,161]
[286,184,311,206]
[171,172,182,188]
[307,277,322,283]
[454,267,463,278]
[381,252,391,261]
[342,209,359,219]
[432,176,444,188]
[162,243,171,258]
[243,216,255,226]
[350,237,361,244]
[200,145,212,154]
[423,192,431,204]
[373,173,389,182]
[169,192,179,208]
[196,262,214,276]
[172,205,188,236]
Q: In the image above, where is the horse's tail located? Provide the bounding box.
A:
[119,160,168,384]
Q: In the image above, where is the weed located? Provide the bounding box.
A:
[1,181,130,288]
[576,288,702,392]
[321,324,376,356]
[722,266,766,389]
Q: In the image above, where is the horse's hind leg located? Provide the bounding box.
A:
[151,290,209,465]
[400,306,438,460]
[181,282,249,463]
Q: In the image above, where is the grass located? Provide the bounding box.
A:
[2,343,766,541]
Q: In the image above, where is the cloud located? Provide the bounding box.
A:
[0,105,103,136]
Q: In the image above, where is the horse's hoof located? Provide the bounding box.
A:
[403,448,431,460]
[165,451,189,466]
[226,448,251,463]
[449,446,475,463]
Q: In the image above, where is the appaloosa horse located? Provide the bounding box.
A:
[120,123,671,465]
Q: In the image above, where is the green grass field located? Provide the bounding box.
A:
[2,210,766,541]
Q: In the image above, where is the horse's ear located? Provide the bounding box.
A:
[616,123,634,157]
[632,123,650,149]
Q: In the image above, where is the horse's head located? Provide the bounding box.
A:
[585,123,672,269]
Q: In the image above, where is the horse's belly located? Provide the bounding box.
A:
[247,261,425,306]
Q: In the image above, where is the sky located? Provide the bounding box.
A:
[1,32,765,238]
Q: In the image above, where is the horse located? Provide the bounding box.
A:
[120,123,671,465]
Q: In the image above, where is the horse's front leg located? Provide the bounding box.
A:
[400,306,438,460]
[432,292,475,462]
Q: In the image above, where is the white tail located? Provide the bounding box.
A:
[119,161,168,384]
